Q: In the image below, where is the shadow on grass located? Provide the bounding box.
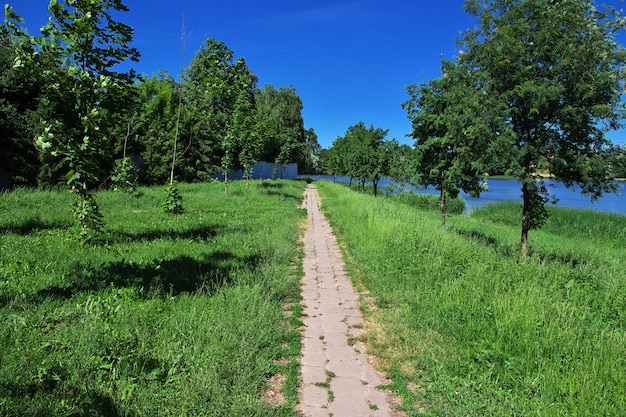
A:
[0,381,131,417]
[107,224,222,244]
[454,227,583,267]
[2,218,71,235]
[0,251,261,308]
[452,228,516,258]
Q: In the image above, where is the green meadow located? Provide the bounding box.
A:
[317,181,625,416]
[0,181,306,416]
[2,179,625,416]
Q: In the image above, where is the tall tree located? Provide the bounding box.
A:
[0,18,41,188]
[133,72,180,184]
[303,128,321,174]
[255,84,306,169]
[461,0,626,255]
[8,0,140,241]
[183,39,257,180]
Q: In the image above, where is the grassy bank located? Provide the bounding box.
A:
[0,180,306,416]
[316,181,625,416]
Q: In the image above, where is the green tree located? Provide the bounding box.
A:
[335,122,390,196]
[134,72,180,184]
[255,84,306,169]
[183,38,257,181]
[0,19,41,187]
[404,60,500,226]
[8,0,140,241]
[303,128,321,174]
[385,140,415,198]
[231,90,260,184]
[461,0,626,255]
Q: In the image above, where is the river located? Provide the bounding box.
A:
[307,176,626,215]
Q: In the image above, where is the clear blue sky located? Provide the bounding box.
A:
[10,0,626,148]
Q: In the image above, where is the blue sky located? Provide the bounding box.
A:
[10,0,626,148]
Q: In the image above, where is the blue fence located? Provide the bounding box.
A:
[220,162,298,180]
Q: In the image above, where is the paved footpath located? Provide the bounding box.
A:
[299,185,397,417]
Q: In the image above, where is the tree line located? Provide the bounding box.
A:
[321,0,626,256]
[1,3,320,191]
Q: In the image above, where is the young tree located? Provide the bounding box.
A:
[404,60,501,226]
[461,0,626,255]
[385,140,415,199]
[7,1,140,241]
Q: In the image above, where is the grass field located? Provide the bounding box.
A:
[316,181,625,416]
[0,181,307,416]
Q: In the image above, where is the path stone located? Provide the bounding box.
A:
[299,185,397,416]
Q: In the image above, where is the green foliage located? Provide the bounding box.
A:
[6,0,140,240]
[110,157,139,195]
[0,22,41,187]
[162,183,183,214]
[255,84,307,168]
[0,180,306,415]
[183,39,258,179]
[459,0,626,254]
[404,60,502,226]
[71,188,104,244]
[330,122,390,196]
[133,72,181,184]
[385,141,415,194]
[317,180,626,416]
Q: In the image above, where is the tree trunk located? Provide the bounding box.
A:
[521,181,530,257]
[440,188,447,228]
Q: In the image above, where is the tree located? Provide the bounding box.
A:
[404,60,501,227]
[302,128,321,174]
[0,19,42,188]
[255,84,306,169]
[461,0,626,255]
[231,90,261,184]
[333,122,390,196]
[133,72,180,184]
[8,0,140,241]
[385,140,415,199]
[183,39,258,181]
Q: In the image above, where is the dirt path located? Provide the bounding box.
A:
[299,185,397,417]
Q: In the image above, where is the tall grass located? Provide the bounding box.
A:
[0,180,306,416]
[316,181,625,416]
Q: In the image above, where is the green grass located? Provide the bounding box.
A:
[0,180,307,416]
[316,180,626,416]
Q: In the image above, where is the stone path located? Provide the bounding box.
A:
[299,185,397,417]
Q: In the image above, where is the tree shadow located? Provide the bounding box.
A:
[106,224,222,244]
[453,227,583,267]
[0,251,261,308]
[452,228,516,258]
[263,189,302,203]
[260,182,284,189]
[0,382,131,417]
[1,218,71,235]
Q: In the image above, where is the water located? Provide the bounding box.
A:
[307,176,626,215]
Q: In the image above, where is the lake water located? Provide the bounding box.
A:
[308,176,626,215]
